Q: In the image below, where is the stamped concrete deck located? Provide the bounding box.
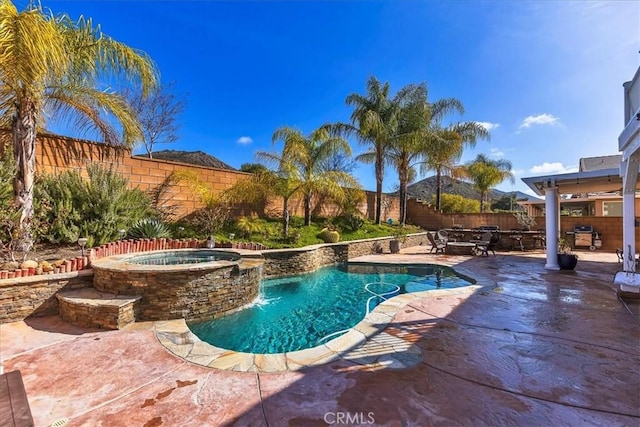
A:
[1,248,639,426]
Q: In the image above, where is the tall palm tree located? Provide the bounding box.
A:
[385,83,427,224]
[0,0,158,251]
[465,154,515,213]
[345,76,397,224]
[259,125,360,228]
[386,83,490,223]
[421,120,490,211]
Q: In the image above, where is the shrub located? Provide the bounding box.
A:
[235,217,263,239]
[513,210,536,230]
[0,145,17,248]
[35,164,152,246]
[191,194,231,238]
[285,227,301,244]
[128,218,172,239]
[392,225,408,243]
[318,228,340,243]
[289,216,305,228]
[336,214,364,232]
[434,193,480,213]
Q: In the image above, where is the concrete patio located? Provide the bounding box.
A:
[1,247,639,426]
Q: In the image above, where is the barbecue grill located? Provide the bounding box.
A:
[569,225,600,251]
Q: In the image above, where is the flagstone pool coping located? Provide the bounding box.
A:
[154,265,487,373]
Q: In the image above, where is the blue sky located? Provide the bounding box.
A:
[39,0,640,195]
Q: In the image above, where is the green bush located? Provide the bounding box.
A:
[336,214,364,232]
[235,217,263,239]
[289,216,305,228]
[0,145,21,250]
[35,164,152,246]
[433,193,480,213]
[128,218,172,239]
[190,195,231,238]
[0,146,14,208]
[169,221,197,238]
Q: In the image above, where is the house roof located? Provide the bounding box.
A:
[579,155,622,172]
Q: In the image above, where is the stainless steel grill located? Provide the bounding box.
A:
[573,225,594,248]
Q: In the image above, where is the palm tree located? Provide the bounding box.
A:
[387,82,490,221]
[223,168,295,236]
[386,83,430,225]
[344,76,397,224]
[261,125,360,228]
[414,90,490,211]
[0,0,158,251]
[465,154,515,213]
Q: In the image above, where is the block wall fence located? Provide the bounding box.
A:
[4,133,401,221]
[1,133,634,250]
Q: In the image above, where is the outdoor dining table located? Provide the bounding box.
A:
[445,241,478,255]
[443,229,545,251]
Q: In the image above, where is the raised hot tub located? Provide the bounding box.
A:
[91,249,263,322]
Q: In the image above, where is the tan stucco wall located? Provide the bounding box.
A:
[11,133,401,221]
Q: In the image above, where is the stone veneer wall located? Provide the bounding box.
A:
[0,271,93,323]
[1,234,429,324]
[92,262,261,322]
[56,292,140,330]
[261,233,430,278]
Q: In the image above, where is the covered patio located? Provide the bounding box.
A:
[521,168,637,270]
[618,65,640,291]
[522,66,640,287]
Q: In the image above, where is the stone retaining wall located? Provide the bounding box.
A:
[92,260,262,322]
[1,234,430,324]
[261,233,430,278]
[0,271,94,323]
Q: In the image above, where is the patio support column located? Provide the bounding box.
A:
[621,156,639,280]
[544,184,560,270]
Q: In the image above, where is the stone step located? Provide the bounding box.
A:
[56,289,141,330]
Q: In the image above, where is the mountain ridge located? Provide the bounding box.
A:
[403,175,540,202]
[146,150,236,170]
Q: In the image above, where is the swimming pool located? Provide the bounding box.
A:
[188,263,473,354]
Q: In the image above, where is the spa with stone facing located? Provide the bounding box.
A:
[90,249,263,322]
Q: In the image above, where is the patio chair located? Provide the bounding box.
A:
[427,232,446,254]
[437,229,449,242]
[475,234,499,257]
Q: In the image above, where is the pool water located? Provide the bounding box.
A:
[188,263,472,354]
[125,250,240,266]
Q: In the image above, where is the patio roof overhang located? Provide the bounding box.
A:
[520,167,640,197]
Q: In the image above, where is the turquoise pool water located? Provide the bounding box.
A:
[126,250,240,265]
[188,263,472,354]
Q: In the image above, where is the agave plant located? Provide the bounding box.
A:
[128,219,172,239]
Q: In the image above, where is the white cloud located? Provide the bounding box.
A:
[529,162,578,174]
[489,147,504,158]
[477,121,500,131]
[519,113,560,129]
[236,136,253,145]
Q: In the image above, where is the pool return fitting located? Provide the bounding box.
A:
[315,282,400,346]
